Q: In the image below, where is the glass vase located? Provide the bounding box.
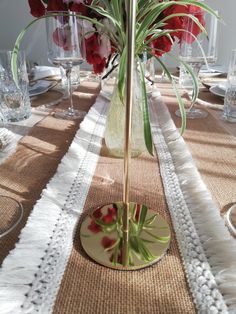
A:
[104,64,146,158]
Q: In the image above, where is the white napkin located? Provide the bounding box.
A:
[0,128,17,165]
[31,66,61,81]
[29,80,54,97]
[218,82,227,91]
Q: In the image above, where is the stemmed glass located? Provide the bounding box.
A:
[46,12,86,120]
[176,11,218,119]
[0,195,23,238]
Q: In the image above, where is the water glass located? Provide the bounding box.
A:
[0,50,31,122]
[223,50,236,123]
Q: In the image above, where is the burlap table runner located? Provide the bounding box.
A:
[0,81,235,313]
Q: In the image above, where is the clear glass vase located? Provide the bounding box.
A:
[104,64,146,158]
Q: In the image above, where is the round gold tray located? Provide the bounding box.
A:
[80,202,171,270]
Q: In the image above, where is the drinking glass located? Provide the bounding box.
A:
[0,50,31,122]
[223,49,236,123]
[176,11,218,119]
[46,12,86,119]
[0,195,23,238]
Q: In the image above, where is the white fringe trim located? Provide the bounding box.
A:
[1,90,236,314]
[150,91,236,314]
[0,128,17,164]
[0,96,108,314]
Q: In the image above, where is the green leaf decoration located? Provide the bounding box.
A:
[144,229,170,243]
[154,55,187,134]
[117,47,127,103]
[138,58,153,155]
[144,214,158,227]
[137,204,148,234]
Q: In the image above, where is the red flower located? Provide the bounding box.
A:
[93,207,103,219]
[149,36,173,57]
[70,3,88,15]
[162,4,205,43]
[101,236,116,249]
[183,6,206,44]
[92,58,107,74]
[135,204,141,222]
[102,207,117,224]
[47,0,68,12]
[28,0,45,17]
[88,220,102,233]
[52,26,75,51]
[85,34,107,74]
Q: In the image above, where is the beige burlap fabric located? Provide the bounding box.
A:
[1,81,235,313]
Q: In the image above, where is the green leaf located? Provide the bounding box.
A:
[136,238,157,261]
[137,204,148,234]
[138,58,153,155]
[144,214,157,227]
[153,55,187,134]
[144,229,170,243]
[129,219,139,236]
[117,47,126,103]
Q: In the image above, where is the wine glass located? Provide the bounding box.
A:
[46,12,86,120]
[176,11,218,119]
[0,195,23,238]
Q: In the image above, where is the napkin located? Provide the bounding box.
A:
[29,80,55,97]
[30,66,61,81]
[0,128,17,165]
[218,82,227,91]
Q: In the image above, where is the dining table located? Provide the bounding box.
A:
[0,73,236,314]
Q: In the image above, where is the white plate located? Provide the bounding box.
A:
[199,65,228,78]
[29,80,55,97]
[209,85,226,98]
[225,204,236,237]
[201,77,227,89]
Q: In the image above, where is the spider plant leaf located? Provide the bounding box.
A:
[137,204,148,234]
[144,229,170,243]
[144,214,158,227]
[117,47,126,103]
[153,55,187,134]
[138,58,153,155]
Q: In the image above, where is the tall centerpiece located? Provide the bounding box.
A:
[25,0,218,157]
[12,0,219,269]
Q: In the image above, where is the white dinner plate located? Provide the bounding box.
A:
[209,85,226,98]
[201,77,227,89]
[29,80,55,97]
[199,65,228,78]
[225,204,236,237]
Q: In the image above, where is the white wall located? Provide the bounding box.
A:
[0,0,235,68]
[206,0,236,67]
[0,0,48,65]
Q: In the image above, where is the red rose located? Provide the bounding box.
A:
[47,0,67,12]
[101,236,116,249]
[70,3,88,15]
[93,207,102,219]
[163,4,205,43]
[52,26,75,51]
[183,6,206,44]
[135,204,141,222]
[149,36,173,57]
[85,34,107,74]
[102,207,117,224]
[28,0,46,17]
[88,220,102,233]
